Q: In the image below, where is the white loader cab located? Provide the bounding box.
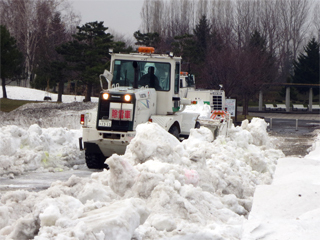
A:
[179,74,232,140]
[79,47,200,169]
[179,71,195,98]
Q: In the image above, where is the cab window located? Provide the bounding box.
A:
[112,60,170,91]
[174,62,180,94]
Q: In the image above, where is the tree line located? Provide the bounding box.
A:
[140,0,319,115]
[141,0,319,76]
[0,0,132,102]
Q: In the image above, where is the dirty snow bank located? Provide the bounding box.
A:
[0,124,83,177]
[0,118,284,239]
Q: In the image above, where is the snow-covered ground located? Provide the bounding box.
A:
[0,86,319,239]
[242,133,320,239]
[0,86,99,103]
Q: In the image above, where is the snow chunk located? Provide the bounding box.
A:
[77,198,149,240]
[126,122,181,164]
[39,205,61,227]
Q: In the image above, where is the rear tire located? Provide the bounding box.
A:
[85,152,109,169]
[169,125,180,139]
[195,121,200,129]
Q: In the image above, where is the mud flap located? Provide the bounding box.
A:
[79,137,84,150]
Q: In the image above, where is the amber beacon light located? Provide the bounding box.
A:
[138,47,155,53]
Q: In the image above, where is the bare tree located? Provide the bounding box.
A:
[259,1,281,56]
[311,0,320,40]
[275,0,311,82]
[196,0,208,21]
[153,0,164,34]
[2,0,38,87]
[138,0,316,89]
[210,0,236,47]
[234,0,261,49]
[178,0,194,35]
[140,0,197,39]
[140,0,155,33]
[200,45,239,97]
[0,0,80,87]
[109,28,135,47]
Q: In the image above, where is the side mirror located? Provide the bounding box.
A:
[100,70,113,90]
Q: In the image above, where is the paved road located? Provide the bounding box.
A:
[247,111,320,157]
[249,112,320,132]
[0,167,99,193]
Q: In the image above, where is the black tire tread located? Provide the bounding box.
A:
[169,125,180,139]
[85,152,108,169]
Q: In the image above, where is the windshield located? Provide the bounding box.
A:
[186,75,195,87]
[112,60,171,91]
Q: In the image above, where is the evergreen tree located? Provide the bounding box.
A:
[1,25,23,99]
[172,16,212,75]
[50,61,68,102]
[57,21,114,102]
[133,30,160,48]
[248,30,267,52]
[193,15,211,62]
[237,30,277,116]
[248,30,276,84]
[291,38,320,94]
[172,34,197,71]
[112,41,133,54]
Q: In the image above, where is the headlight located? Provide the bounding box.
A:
[102,93,109,100]
[124,94,131,101]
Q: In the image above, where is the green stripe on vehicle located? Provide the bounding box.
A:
[172,106,180,112]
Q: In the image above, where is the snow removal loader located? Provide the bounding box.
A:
[79,47,201,169]
[179,72,233,140]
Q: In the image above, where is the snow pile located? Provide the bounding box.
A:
[0,124,83,177]
[305,132,320,160]
[0,117,285,239]
[183,100,212,119]
[242,129,320,239]
[0,101,97,129]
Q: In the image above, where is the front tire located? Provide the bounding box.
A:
[169,125,180,139]
[85,152,109,169]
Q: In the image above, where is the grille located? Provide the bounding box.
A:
[96,93,135,131]
[103,133,121,139]
[212,95,223,110]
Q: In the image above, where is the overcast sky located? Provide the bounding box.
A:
[70,0,144,38]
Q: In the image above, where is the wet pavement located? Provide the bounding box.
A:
[0,167,100,193]
[249,112,320,157]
